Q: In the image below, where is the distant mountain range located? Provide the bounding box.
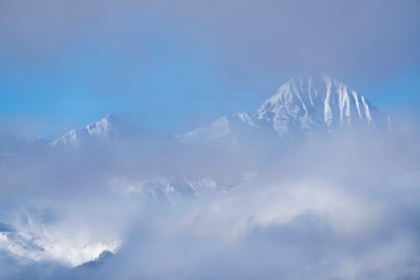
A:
[0,70,415,155]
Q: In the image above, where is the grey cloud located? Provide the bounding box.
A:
[1,0,419,81]
[1,128,420,279]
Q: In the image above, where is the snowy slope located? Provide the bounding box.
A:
[174,113,260,144]
[50,115,161,151]
[51,115,125,149]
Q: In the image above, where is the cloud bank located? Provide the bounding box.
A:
[0,129,420,279]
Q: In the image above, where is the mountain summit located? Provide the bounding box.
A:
[178,71,413,143]
[50,115,145,150]
[255,70,380,137]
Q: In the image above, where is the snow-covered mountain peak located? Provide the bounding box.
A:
[50,115,169,151]
[255,71,381,137]
[177,70,412,144]
[50,115,138,149]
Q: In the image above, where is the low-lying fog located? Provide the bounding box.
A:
[1,130,420,280]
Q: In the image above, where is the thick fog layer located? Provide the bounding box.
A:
[0,129,420,279]
[1,0,419,78]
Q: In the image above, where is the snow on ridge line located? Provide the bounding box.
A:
[174,116,231,144]
[49,115,143,149]
[174,113,262,144]
[50,116,116,148]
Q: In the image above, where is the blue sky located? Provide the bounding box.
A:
[0,35,266,138]
[0,0,419,139]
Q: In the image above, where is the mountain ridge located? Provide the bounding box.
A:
[0,71,416,153]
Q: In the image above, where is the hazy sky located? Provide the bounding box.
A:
[1,0,419,139]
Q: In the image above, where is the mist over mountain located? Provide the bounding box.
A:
[0,71,419,280]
